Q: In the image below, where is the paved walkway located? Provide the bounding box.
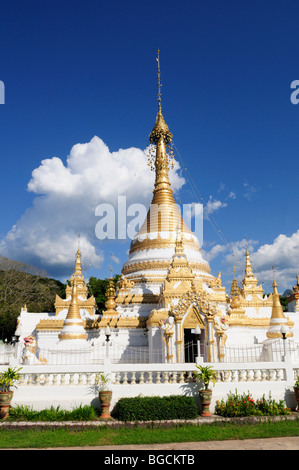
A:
[90,436,299,450]
[3,437,299,450]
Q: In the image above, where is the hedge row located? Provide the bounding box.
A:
[114,395,198,421]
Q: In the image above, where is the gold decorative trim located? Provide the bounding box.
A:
[129,235,201,254]
[266,331,293,339]
[36,319,64,331]
[146,309,169,327]
[116,293,159,305]
[58,333,88,340]
[227,317,270,327]
[122,259,211,276]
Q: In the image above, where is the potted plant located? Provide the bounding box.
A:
[0,366,22,419]
[194,365,216,417]
[294,376,299,411]
[97,373,112,419]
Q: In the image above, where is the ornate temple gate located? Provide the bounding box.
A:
[170,290,228,363]
[181,305,206,362]
[176,304,210,362]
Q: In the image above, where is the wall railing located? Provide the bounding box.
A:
[6,360,299,387]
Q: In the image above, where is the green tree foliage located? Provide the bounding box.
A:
[0,254,120,340]
[279,296,288,312]
[0,256,66,341]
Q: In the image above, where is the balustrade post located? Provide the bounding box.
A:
[231,370,237,382]
[268,369,274,381]
[223,370,230,382]
[131,372,136,385]
[238,369,244,381]
[78,373,84,385]
[139,372,145,384]
[253,369,259,382]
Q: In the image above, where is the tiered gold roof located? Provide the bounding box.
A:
[228,249,272,327]
[240,248,265,299]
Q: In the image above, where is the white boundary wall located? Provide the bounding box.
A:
[2,357,299,414]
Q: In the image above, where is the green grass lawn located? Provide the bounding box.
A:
[0,419,299,448]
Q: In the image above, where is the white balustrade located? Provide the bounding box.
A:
[4,361,296,388]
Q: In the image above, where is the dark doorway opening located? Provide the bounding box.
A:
[184,328,205,363]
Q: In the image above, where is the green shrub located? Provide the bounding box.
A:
[8,404,99,421]
[215,391,291,418]
[115,395,198,422]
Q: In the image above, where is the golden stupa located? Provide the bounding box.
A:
[109,51,229,362]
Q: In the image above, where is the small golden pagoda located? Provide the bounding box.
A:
[54,243,96,317]
[102,268,118,317]
[227,248,273,328]
[58,276,88,341]
[240,248,266,300]
[266,274,293,339]
[229,267,245,315]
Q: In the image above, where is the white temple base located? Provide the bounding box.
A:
[47,340,92,365]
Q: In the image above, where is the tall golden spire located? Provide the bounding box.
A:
[129,50,201,256]
[149,49,174,193]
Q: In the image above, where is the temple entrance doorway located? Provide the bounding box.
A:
[184,328,205,363]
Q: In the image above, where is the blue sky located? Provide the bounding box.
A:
[0,0,299,293]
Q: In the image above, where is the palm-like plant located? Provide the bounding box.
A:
[0,367,22,392]
[194,365,216,390]
[97,373,111,391]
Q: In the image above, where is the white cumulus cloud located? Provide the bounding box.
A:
[204,196,227,218]
[204,231,299,292]
[0,136,185,278]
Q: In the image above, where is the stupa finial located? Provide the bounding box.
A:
[74,234,82,275]
[157,49,162,109]
[150,50,173,145]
